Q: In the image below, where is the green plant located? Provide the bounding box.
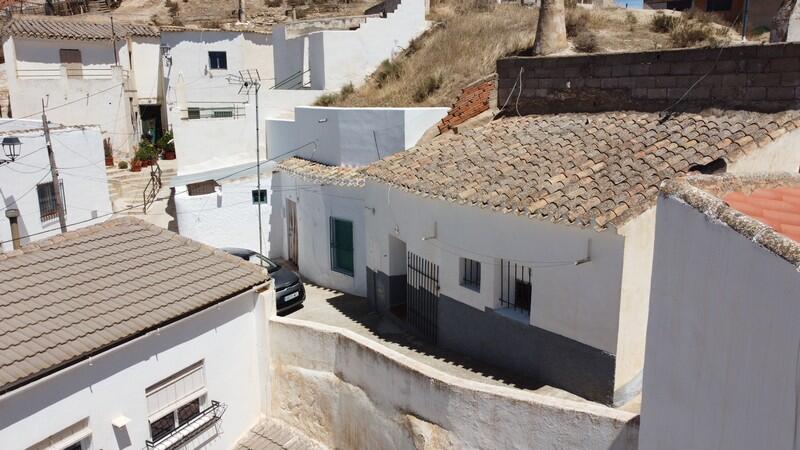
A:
[566,7,590,37]
[118,160,128,170]
[340,82,355,99]
[413,73,443,103]
[157,130,175,152]
[374,59,402,88]
[574,31,598,53]
[669,19,714,47]
[651,12,678,33]
[135,141,158,162]
[314,92,340,106]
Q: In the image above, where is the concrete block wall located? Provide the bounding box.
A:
[438,75,496,133]
[497,42,800,114]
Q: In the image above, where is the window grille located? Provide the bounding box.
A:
[37,180,65,221]
[208,51,227,70]
[459,257,481,292]
[499,260,532,313]
[251,189,267,204]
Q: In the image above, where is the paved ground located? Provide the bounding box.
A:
[288,283,641,413]
[235,419,326,450]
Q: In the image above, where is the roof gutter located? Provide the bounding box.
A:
[0,280,271,401]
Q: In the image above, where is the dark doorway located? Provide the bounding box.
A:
[140,105,163,143]
[407,252,439,343]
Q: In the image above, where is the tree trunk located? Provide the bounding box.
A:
[533,0,568,56]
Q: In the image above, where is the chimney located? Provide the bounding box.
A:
[5,208,20,250]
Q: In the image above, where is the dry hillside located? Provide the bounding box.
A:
[326,1,742,108]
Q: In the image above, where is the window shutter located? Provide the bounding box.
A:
[146,362,206,420]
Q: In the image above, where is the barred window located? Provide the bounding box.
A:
[251,189,267,204]
[37,181,65,222]
[460,257,481,292]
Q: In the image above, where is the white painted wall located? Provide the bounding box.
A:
[271,317,639,450]
[303,0,430,90]
[639,195,800,450]
[0,288,273,450]
[363,182,625,355]
[129,37,163,105]
[175,174,272,254]
[266,106,448,165]
[0,122,112,252]
[3,36,138,157]
[273,172,367,296]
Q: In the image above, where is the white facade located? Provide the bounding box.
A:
[0,288,272,450]
[272,172,367,295]
[266,106,448,164]
[175,173,273,255]
[2,35,161,158]
[639,190,800,450]
[0,121,112,252]
[273,0,430,91]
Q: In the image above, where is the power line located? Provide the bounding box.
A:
[2,83,125,128]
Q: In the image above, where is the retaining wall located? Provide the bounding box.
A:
[270,317,639,450]
[497,42,800,114]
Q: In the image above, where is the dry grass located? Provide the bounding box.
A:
[333,2,537,107]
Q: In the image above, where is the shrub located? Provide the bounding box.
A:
[651,12,678,33]
[118,160,128,170]
[374,59,402,88]
[157,130,174,152]
[340,82,355,99]
[669,19,714,47]
[135,141,158,162]
[566,8,590,37]
[314,92,340,106]
[574,31,598,53]
[413,73,443,103]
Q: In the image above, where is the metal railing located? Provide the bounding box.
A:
[142,161,162,214]
[181,104,245,120]
[145,400,225,450]
[498,259,532,313]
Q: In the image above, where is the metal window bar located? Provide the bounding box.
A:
[37,180,65,221]
[460,257,480,291]
[145,400,226,450]
[406,252,439,343]
[182,105,244,120]
[499,259,532,313]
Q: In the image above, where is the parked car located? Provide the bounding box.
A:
[222,248,305,314]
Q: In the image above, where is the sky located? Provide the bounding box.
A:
[616,0,645,8]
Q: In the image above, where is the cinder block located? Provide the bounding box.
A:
[769,57,800,73]
[655,76,676,88]
[744,86,766,100]
[767,87,796,100]
[782,72,800,86]
[648,88,667,99]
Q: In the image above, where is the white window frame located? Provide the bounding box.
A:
[145,361,208,444]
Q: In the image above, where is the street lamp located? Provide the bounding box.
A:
[0,136,21,166]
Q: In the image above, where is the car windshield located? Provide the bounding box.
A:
[247,254,280,273]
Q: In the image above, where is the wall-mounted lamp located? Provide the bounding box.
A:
[318,118,328,123]
[0,136,22,166]
[421,221,437,241]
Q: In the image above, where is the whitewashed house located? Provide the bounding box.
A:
[360,110,800,405]
[640,173,800,450]
[273,0,429,91]
[0,118,112,252]
[1,16,162,158]
[0,217,273,450]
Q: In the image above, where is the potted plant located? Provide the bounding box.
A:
[135,142,157,167]
[131,159,142,172]
[104,139,114,167]
[158,131,176,160]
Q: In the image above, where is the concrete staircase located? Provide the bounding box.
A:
[107,159,179,231]
[87,0,112,13]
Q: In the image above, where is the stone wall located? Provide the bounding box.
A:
[270,317,639,450]
[497,42,800,115]
[438,75,496,133]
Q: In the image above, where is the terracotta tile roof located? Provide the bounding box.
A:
[3,16,159,40]
[235,419,323,450]
[365,110,800,230]
[662,173,800,266]
[278,157,365,187]
[0,217,268,395]
[724,188,800,243]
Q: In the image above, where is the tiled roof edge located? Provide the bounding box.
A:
[277,158,366,187]
[662,173,800,266]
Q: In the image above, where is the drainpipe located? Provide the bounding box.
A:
[5,208,20,250]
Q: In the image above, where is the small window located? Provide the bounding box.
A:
[187,107,201,120]
[59,49,82,78]
[330,217,354,276]
[146,362,207,444]
[213,108,234,118]
[37,181,65,221]
[187,180,218,196]
[208,51,227,70]
[26,418,90,450]
[459,257,481,292]
[251,189,267,204]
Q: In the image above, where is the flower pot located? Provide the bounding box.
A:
[105,156,114,167]
[131,160,142,172]
[165,150,176,160]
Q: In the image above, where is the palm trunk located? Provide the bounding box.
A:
[533,0,568,56]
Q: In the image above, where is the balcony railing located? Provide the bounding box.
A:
[145,401,226,450]
[181,104,245,120]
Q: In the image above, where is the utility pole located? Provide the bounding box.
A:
[742,0,751,40]
[42,99,67,233]
[228,70,264,263]
[238,0,246,23]
[110,17,119,65]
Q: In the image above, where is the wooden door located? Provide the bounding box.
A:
[286,199,298,266]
